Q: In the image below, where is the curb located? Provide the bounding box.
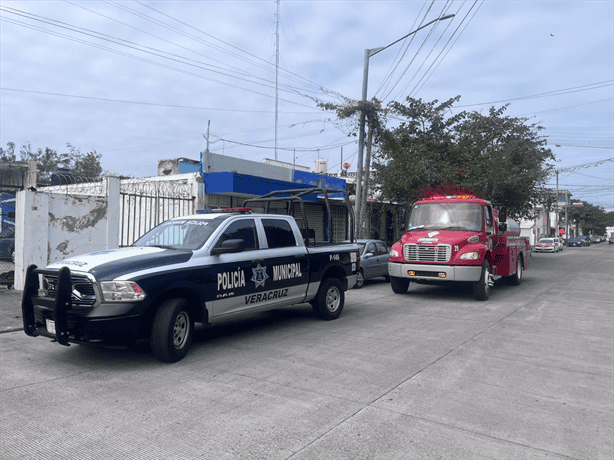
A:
[0,326,23,334]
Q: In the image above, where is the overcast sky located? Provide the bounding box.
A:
[1,1,612,209]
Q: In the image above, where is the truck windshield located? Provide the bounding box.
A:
[408,202,483,232]
[133,216,228,250]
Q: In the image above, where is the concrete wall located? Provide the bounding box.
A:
[15,176,120,290]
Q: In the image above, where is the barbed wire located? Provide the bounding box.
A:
[37,174,104,196]
[119,177,193,198]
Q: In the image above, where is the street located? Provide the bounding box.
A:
[1,246,612,459]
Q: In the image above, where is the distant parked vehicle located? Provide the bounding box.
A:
[590,236,601,244]
[348,239,390,288]
[567,237,585,247]
[535,238,558,253]
[552,237,564,252]
[609,235,614,245]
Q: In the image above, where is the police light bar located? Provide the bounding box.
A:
[197,207,252,214]
[428,195,476,200]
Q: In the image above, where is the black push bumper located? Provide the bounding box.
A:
[22,265,141,346]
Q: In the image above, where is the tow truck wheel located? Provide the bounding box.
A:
[473,260,491,301]
[354,269,365,289]
[311,277,344,320]
[151,298,194,363]
[390,276,409,294]
[508,257,523,286]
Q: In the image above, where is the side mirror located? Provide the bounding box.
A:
[211,239,243,255]
[498,206,508,232]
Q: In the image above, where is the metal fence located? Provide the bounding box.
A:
[119,179,195,247]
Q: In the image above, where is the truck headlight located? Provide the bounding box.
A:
[389,249,399,257]
[100,281,146,302]
[460,252,480,260]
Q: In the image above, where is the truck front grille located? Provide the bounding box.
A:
[403,243,451,263]
[42,274,97,307]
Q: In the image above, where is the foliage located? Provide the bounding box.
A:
[372,97,556,219]
[567,200,613,236]
[317,97,385,139]
[0,142,17,162]
[0,142,102,182]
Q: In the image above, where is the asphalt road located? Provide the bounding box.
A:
[1,246,612,459]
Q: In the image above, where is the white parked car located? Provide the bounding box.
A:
[552,237,564,252]
[535,238,557,253]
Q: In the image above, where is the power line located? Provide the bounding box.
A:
[453,81,614,108]
[0,87,327,114]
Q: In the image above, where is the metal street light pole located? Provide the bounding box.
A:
[354,14,454,238]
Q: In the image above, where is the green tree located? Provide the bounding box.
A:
[1,141,103,182]
[373,97,556,218]
[567,201,613,236]
[66,143,103,178]
[0,142,17,162]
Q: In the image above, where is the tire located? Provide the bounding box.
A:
[311,277,344,320]
[508,256,523,286]
[354,269,365,289]
[472,260,491,301]
[151,298,194,363]
[390,276,409,294]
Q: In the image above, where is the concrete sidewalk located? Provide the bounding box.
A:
[0,287,24,333]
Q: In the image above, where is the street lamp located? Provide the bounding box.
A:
[354,14,455,238]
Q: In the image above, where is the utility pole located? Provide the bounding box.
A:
[354,14,455,238]
[275,0,280,161]
[555,170,559,237]
[201,120,211,175]
[206,120,211,154]
[553,157,613,238]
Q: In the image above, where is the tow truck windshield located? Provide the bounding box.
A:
[407,202,483,232]
[133,215,229,250]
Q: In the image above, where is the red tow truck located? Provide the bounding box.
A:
[388,194,531,300]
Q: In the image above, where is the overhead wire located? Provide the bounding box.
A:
[0,18,323,114]
[381,0,455,102]
[373,0,431,99]
[132,1,343,98]
[0,6,329,103]
[2,2,354,159]
[453,81,614,108]
[405,0,483,99]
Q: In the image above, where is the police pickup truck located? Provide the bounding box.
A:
[22,188,360,362]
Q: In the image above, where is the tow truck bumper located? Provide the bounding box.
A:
[388,262,482,282]
[22,265,141,346]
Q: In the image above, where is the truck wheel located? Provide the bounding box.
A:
[390,276,409,294]
[473,260,491,301]
[354,269,365,289]
[151,298,194,363]
[311,278,344,320]
[508,256,523,286]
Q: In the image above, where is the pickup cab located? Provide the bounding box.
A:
[22,188,360,362]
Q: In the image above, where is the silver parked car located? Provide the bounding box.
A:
[350,239,391,288]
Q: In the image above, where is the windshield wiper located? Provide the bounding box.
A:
[440,226,474,231]
[407,225,425,231]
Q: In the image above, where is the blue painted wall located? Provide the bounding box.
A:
[203,171,346,200]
